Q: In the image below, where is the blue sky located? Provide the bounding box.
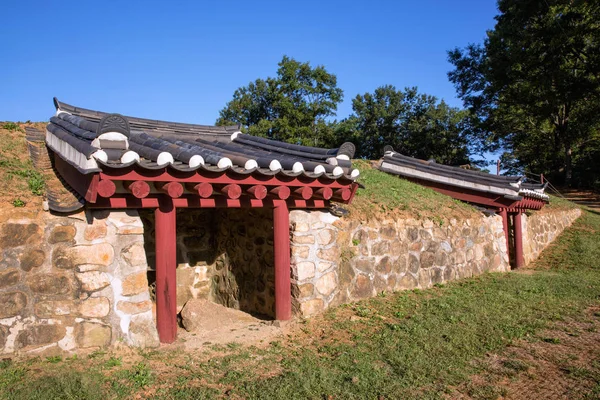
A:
[1,0,498,125]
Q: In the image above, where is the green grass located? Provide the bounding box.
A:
[1,210,598,399]
[350,160,478,220]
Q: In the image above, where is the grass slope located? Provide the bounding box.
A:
[1,210,598,399]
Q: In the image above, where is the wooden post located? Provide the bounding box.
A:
[273,200,291,320]
[514,211,524,268]
[155,199,177,343]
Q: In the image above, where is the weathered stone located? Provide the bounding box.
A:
[440,241,452,253]
[317,246,340,262]
[317,229,335,245]
[407,228,419,242]
[300,298,324,316]
[315,272,336,296]
[466,248,475,262]
[76,322,111,348]
[395,273,418,291]
[491,253,502,270]
[18,249,45,272]
[107,211,144,235]
[15,324,66,350]
[128,313,159,348]
[0,325,7,349]
[27,274,71,295]
[443,266,454,281]
[338,260,355,286]
[317,261,332,273]
[77,271,110,292]
[297,283,315,298]
[371,241,390,256]
[121,271,148,296]
[393,255,408,274]
[176,267,196,308]
[0,223,42,248]
[409,241,422,251]
[292,234,315,245]
[35,300,75,317]
[0,291,27,318]
[352,229,368,245]
[0,268,20,289]
[434,250,448,267]
[48,225,76,244]
[79,297,110,318]
[420,252,435,268]
[294,222,310,233]
[376,256,392,274]
[354,258,375,273]
[484,243,495,257]
[117,300,152,315]
[474,245,485,261]
[419,229,432,241]
[84,219,107,241]
[380,226,397,239]
[408,254,420,274]
[295,261,315,281]
[390,240,407,255]
[431,268,443,284]
[418,269,432,288]
[291,246,310,259]
[53,243,114,270]
[351,274,373,298]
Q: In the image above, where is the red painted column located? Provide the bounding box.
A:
[273,200,291,320]
[154,199,178,343]
[514,211,524,268]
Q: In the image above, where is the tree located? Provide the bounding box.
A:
[216,56,343,147]
[448,0,600,186]
[342,85,473,164]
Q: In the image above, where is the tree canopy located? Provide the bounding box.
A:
[216,56,343,148]
[448,0,600,186]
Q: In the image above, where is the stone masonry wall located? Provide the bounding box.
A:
[0,209,158,356]
[522,208,582,266]
[290,207,578,317]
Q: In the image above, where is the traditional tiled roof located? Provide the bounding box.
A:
[379,149,549,202]
[47,98,359,182]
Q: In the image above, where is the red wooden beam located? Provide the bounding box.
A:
[293,186,313,200]
[186,182,213,198]
[513,212,524,268]
[97,179,116,198]
[156,182,184,198]
[247,185,267,200]
[315,187,333,200]
[220,184,242,199]
[154,199,177,343]
[270,186,290,200]
[125,181,151,199]
[273,200,291,320]
[333,187,352,201]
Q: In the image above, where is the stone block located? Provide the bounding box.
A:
[48,225,76,244]
[291,246,310,259]
[408,254,420,274]
[351,274,373,299]
[395,273,418,291]
[128,313,159,348]
[317,261,333,273]
[121,272,148,296]
[376,256,392,274]
[107,211,144,235]
[338,260,355,286]
[317,229,336,246]
[419,229,432,241]
[19,249,45,272]
[53,243,114,270]
[317,246,340,262]
[84,219,107,241]
[407,228,419,242]
[0,291,28,318]
[292,234,315,245]
[121,242,148,270]
[420,252,435,268]
[315,271,337,296]
[27,274,71,295]
[76,322,111,348]
[0,268,20,289]
[295,261,315,281]
[299,298,324,316]
[35,300,75,317]
[296,283,314,298]
[294,222,310,233]
[371,241,390,256]
[15,324,66,350]
[0,223,42,248]
[77,271,111,292]
[79,297,110,318]
[117,300,152,315]
[0,325,7,349]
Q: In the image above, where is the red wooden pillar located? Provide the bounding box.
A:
[155,199,177,343]
[514,211,524,268]
[499,208,509,255]
[273,200,291,320]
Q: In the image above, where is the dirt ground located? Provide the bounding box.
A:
[452,306,600,399]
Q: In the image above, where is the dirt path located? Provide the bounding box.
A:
[561,189,600,211]
[452,307,600,399]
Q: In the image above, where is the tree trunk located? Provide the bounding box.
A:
[565,143,573,186]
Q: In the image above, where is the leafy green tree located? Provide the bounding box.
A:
[448,0,600,186]
[217,56,343,147]
[342,85,473,164]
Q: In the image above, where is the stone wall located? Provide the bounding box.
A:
[289,210,511,316]
[0,209,158,355]
[522,208,582,266]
